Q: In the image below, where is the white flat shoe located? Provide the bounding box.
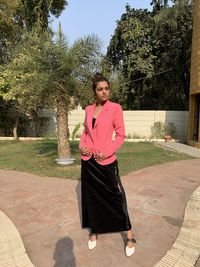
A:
[88,239,97,249]
[88,234,97,250]
[125,238,136,257]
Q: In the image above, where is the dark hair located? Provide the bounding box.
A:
[92,73,110,93]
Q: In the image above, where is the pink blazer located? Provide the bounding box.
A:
[79,100,125,165]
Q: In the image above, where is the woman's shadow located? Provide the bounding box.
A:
[53,180,82,267]
[53,236,76,267]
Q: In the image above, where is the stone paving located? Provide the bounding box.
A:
[0,210,34,267]
[158,142,200,158]
[0,157,200,267]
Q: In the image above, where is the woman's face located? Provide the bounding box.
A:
[95,81,110,103]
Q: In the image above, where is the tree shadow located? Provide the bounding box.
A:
[53,237,76,267]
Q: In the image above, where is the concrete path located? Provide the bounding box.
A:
[0,210,35,267]
[158,142,200,158]
[0,158,200,267]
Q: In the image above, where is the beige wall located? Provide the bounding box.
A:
[40,109,188,142]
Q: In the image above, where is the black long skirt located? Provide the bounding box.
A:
[81,157,132,234]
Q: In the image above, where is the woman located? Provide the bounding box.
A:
[79,73,136,257]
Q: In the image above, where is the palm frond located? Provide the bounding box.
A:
[55,22,69,50]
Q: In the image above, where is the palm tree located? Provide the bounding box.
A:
[0,26,101,160]
[52,24,101,160]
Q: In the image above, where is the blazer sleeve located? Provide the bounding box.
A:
[104,104,125,158]
[79,109,88,149]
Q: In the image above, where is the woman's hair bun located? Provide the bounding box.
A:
[92,72,103,82]
[92,72,110,92]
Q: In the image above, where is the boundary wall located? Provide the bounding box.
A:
[39,109,188,142]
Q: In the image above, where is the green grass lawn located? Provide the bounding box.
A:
[0,139,193,179]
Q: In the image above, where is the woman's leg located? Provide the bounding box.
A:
[88,233,98,249]
[126,229,136,248]
[89,233,98,241]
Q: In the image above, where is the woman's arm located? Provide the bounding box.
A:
[104,104,125,158]
[79,109,92,156]
[79,111,88,150]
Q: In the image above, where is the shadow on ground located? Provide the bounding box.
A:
[53,237,76,267]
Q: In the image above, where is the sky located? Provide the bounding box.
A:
[50,0,152,53]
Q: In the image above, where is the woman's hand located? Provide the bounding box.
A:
[94,151,106,161]
[80,146,92,156]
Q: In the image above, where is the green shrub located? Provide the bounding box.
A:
[165,122,177,138]
[72,122,81,141]
[151,121,177,138]
[151,122,165,138]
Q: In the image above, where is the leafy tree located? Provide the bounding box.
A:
[151,0,170,13]
[0,27,101,157]
[105,1,192,110]
[22,0,68,32]
[0,0,69,140]
[106,4,155,109]
[151,0,192,109]
[0,0,24,64]
[0,0,68,62]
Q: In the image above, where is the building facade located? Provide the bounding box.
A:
[188,0,200,148]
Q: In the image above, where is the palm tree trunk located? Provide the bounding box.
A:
[56,95,71,158]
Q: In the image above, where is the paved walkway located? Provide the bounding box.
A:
[158,141,200,158]
[0,156,200,267]
[157,138,200,267]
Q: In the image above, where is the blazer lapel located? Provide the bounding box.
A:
[94,100,110,128]
[87,103,96,140]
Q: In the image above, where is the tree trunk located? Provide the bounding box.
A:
[13,116,19,140]
[56,95,71,158]
[181,65,190,109]
[30,110,39,137]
